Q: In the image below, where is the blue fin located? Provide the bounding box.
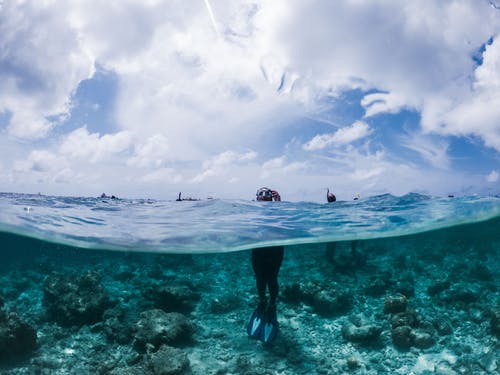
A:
[247,307,264,339]
[260,307,279,343]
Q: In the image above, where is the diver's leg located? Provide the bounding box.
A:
[261,246,284,343]
[265,246,284,306]
[251,249,268,305]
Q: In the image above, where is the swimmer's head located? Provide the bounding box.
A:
[327,188,336,203]
[256,187,273,201]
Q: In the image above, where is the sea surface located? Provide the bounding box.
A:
[0,192,499,374]
[1,192,499,253]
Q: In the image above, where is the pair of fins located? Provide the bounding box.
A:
[246,304,279,343]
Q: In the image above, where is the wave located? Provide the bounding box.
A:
[0,192,499,253]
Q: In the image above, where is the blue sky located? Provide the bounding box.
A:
[0,0,499,201]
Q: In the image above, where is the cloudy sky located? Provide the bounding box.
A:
[1,0,499,201]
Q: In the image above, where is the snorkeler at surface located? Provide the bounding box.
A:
[325,189,360,268]
[325,188,338,260]
[247,187,283,344]
[327,188,336,203]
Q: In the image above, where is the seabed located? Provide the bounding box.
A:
[0,218,499,374]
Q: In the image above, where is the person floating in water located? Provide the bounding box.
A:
[100,193,117,199]
[247,187,283,344]
[325,188,338,261]
[175,192,200,201]
[325,189,360,268]
[327,188,336,203]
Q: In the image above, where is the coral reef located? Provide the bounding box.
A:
[0,229,498,374]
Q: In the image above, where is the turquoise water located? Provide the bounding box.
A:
[0,192,499,374]
[1,192,499,252]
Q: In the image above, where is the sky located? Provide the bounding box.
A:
[0,0,499,202]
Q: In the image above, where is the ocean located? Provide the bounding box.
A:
[0,192,498,374]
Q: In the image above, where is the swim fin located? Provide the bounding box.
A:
[246,306,265,339]
[260,306,279,343]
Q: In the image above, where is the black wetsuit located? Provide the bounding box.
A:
[251,246,284,305]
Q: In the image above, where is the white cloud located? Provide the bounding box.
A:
[262,156,286,170]
[475,37,500,90]
[191,150,257,183]
[362,92,410,117]
[265,1,500,150]
[10,149,81,186]
[349,167,385,182]
[59,127,132,163]
[9,128,133,188]
[303,121,371,151]
[486,170,499,182]
[140,168,183,184]
[421,37,500,151]
[4,1,498,151]
[15,150,64,173]
[127,134,170,168]
[400,134,451,170]
[0,1,94,139]
[1,1,499,199]
[260,156,307,178]
[5,111,54,140]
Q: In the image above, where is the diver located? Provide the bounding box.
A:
[247,187,284,344]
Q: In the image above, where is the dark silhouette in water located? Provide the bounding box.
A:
[176,192,199,201]
[325,189,361,270]
[327,188,336,203]
[247,187,283,344]
[100,193,117,199]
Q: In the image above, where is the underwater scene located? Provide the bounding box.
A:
[0,192,499,374]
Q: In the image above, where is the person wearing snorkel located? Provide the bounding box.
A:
[327,188,336,203]
[325,188,360,267]
[246,187,283,344]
